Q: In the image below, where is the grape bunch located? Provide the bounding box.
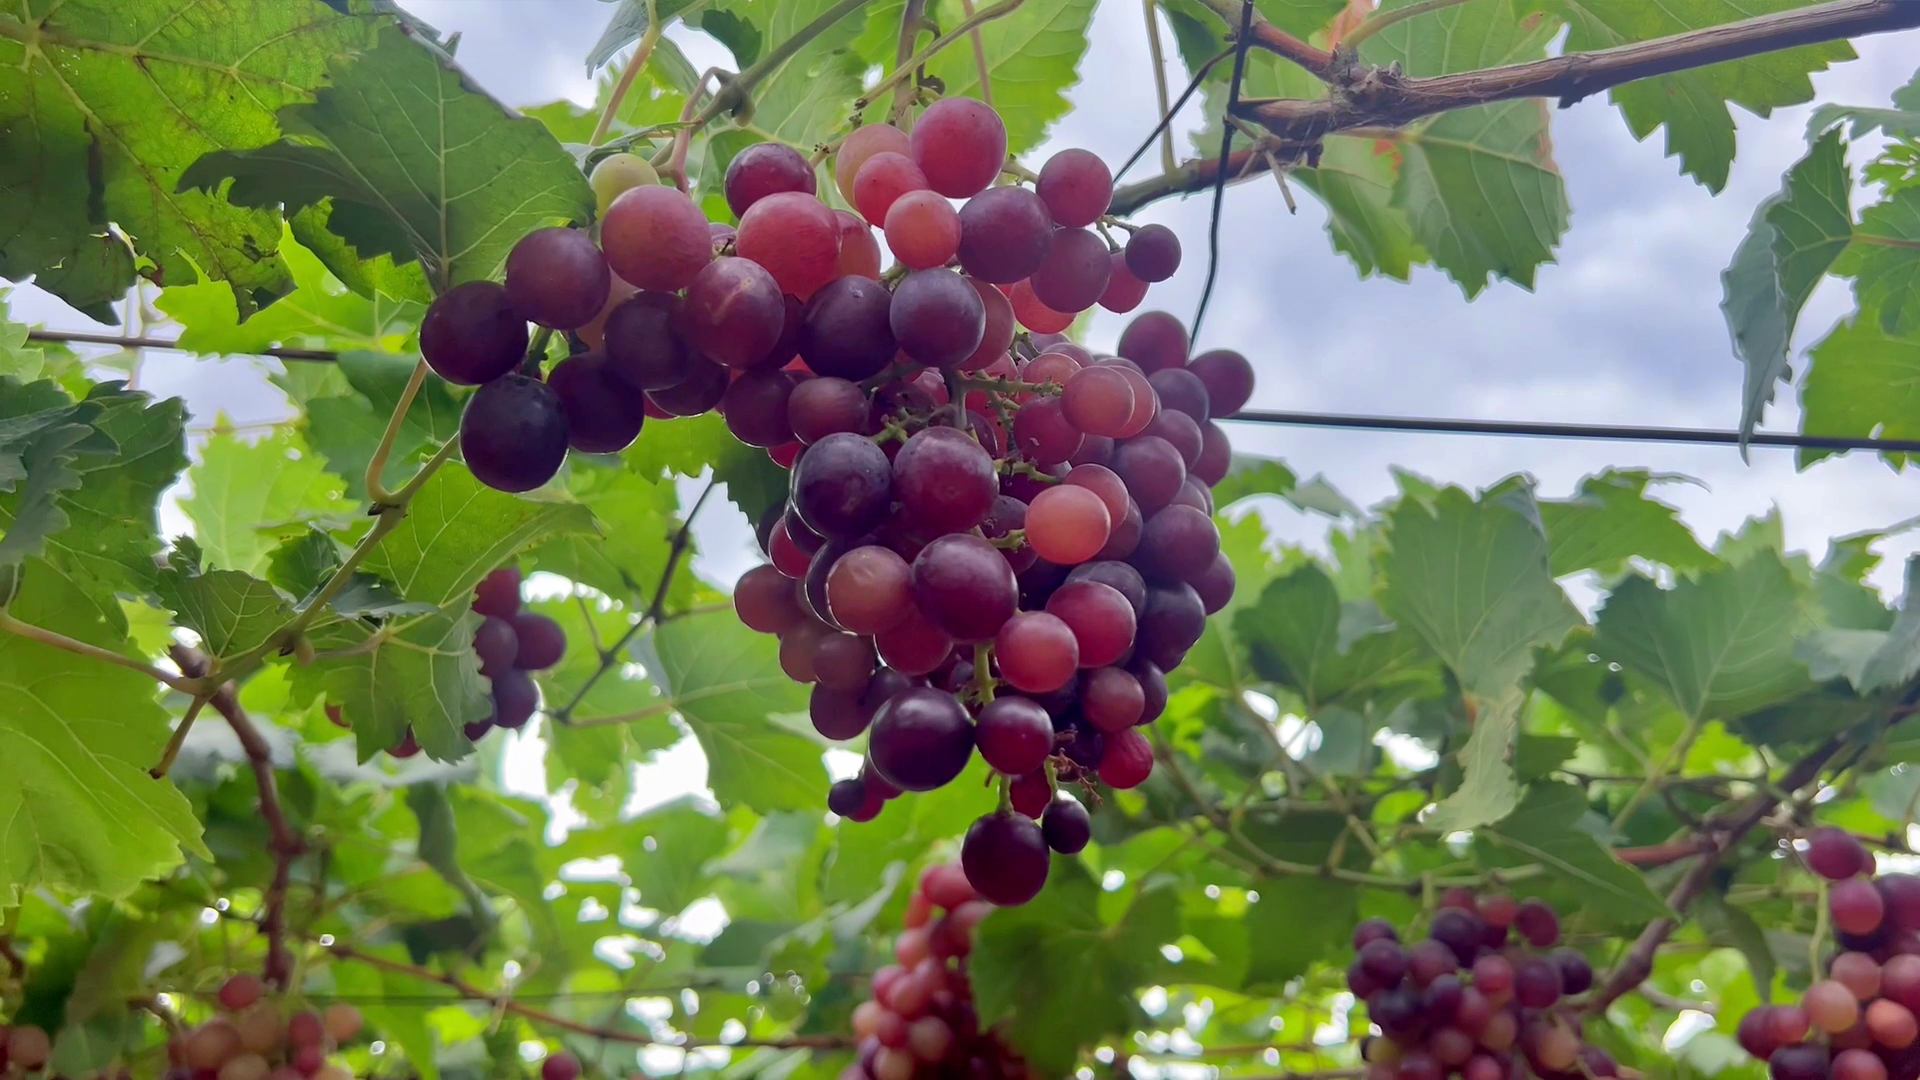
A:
[422,94,1212,499]
[161,974,364,1080]
[844,863,1039,1080]
[1350,891,1618,1080]
[1734,830,1920,1080]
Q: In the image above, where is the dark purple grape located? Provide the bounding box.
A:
[982,494,1035,573]
[504,227,611,330]
[791,432,893,539]
[810,667,910,740]
[722,368,797,447]
[1192,552,1235,614]
[893,426,998,534]
[1134,506,1221,587]
[1808,827,1871,881]
[460,374,569,493]
[800,275,897,380]
[1116,310,1188,371]
[974,696,1054,776]
[1359,938,1409,985]
[1148,367,1210,421]
[603,292,694,391]
[1142,408,1203,468]
[474,617,518,675]
[1512,957,1562,1008]
[646,355,728,416]
[1063,560,1147,617]
[1123,224,1181,283]
[1136,583,1205,669]
[827,777,868,817]
[1029,227,1111,314]
[789,377,870,445]
[1061,722,1105,769]
[421,281,529,385]
[1514,899,1560,948]
[473,567,521,619]
[1194,421,1231,486]
[1041,796,1092,854]
[1098,501,1143,560]
[1551,948,1593,995]
[813,630,877,690]
[510,613,566,670]
[724,141,817,217]
[891,269,985,369]
[956,186,1053,283]
[868,687,975,791]
[1112,435,1188,512]
[962,812,1050,905]
[1407,939,1457,986]
[1370,986,1426,1041]
[1423,972,1464,1019]
[1429,908,1486,965]
[678,256,785,368]
[913,534,1018,642]
[491,668,538,729]
[549,352,645,454]
[1130,659,1167,722]
[1769,1044,1830,1080]
[1189,348,1254,416]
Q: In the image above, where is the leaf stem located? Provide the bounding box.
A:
[364,360,430,507]
[0,610,205,695]
[957,0,995,110]
[1612,715,1706,830]
[589,0,664,146]
[149,694,211,779]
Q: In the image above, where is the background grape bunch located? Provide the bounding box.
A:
[160,974,364,1080]
[843,863,1037,1080]
[1348,891,1615,1080]
[1735,830,1920,1080]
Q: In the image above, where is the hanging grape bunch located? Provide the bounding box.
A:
[1349,891,1618,1080]
[159,974,365,1079]
[1735,830,1920,1080]
[843,863,1040,1080]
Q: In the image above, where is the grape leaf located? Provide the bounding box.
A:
[362,465,596,608]
[729,0,874,152]
[1381,485,1581,700]
[972,862,1179,1074]
[1539,470,1714,577]
[182,429,351,576]
[1720,129,1852,443]
[1834,187,1920,336]
[0,379,122,572]
[1857,557,1920,693]
[1475,783,1669,924]
[533,468,686,606]
[1543,0,1856,192]
[1360,0,1566,296]
[641,610,822,813]
[0,0,375,320]
[302,352,463,500]
[1594,552,1813,719]
[922,0,1098,155]
[1211,456,1298,509]
[292,606,490,762]
[586,0,704,74]
[181,23,593,290]
[0,562,207,903]
[608,798,728,915]
[1799,315,1920,469]
[153,544,296,661]
[1295,134,1426,283]
[1237,563,1432,708]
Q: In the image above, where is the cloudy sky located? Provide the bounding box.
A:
[11,1,1920,594]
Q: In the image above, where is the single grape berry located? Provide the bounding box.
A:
[542,1051,583,1080]
[913,534,1018,641]
[1029,227,1112,314]
[869,687,975,792]
[1832,876,1888,936]
[460,374,570,493]
[219,973,266,1011]
[1042,796,1092,854]
[505,227,612,331]
[1098,727,1153,788]
[602,292,694,391]
[1514,898,1560,947]
[910,98,1007,198]
[589,151,658,215]
[1189,348,1255,416]
[1124,223,1182,282]
[892,426,998,534]
[474,566,522,619]
[891,268,986,369]
[420,281,529,385]
[956,186,1054,283]
[724,141,817,217]
[799,274,898,381]
[677,256,786,368]
[792,432,894,539]
[973,696,1055,776]
[1116,310,1190,371]
[603,185,714,291]
[549,352,645,454]
[962,812,1051,905]
[884,189,963,270]
[1035,148,1113,228]
[994,611,1079,694]
[835,123,911,204]
[737,191,842,299]
[1807,827,1871,880]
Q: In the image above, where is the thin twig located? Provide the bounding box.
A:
[1141,0,1177,176]
[0,610,205,695]
[589,0,664,146]
[150,695,212,779]
[856,0,1026,122]
[364,360,429,507]
[1192,0,1256,340]
[25,329,338,363]
[686,0,882,133]
[890,0,930,127]
[957,0,994,110]
[1113,45,1239,184]
[1189,0,1335,79]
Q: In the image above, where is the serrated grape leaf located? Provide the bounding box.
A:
[0,378,121,571]
[181,23,593,291]
[1212,456,1298,509]
[303,353,462,501]
[0,0,380,320]
[610,798,727,914]
[267,529,345,600]
[972,863,1179,1074]
[1296,134,1427,282]
[363,465,595,608]
[1475,783,1668,924]
[534,468,687,606]
[726,0,872,152]
[642,610,821,813]
[1237,563,1431,708]
[1799,314,1920,469]
[1382,485,1581,700]
[291,606,489,762]
[1720,129,1852,442]
[153,544,296,661]
[1857,557,1920,693]
[921,0,1096,155]
[183,429,350,575]
[1594,552,1813,719]
[586,0,703,73]
[1543,0,1855,192]
[535,601,679,812]
[1539,470,1714,577]
[0,562,207,903]
[1834,187,1920,336]
[1697,892,1777,1001]
[1362,0,1566,296]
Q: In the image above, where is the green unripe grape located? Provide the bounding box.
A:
[591,152,660,216]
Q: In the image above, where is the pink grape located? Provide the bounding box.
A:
[884,189,962,270]
[994,611,1079,693]
[603,186,713,291]
[1036,148,1113,227]
[1026,485,1111,566]
[910,98,1007,198]
[736,191,841,299]
[724,141,816,217]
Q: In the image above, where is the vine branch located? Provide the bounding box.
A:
[25,329,338,363]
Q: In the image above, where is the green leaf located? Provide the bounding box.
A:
[154,545,296,661]
[363,465,596,607]
[1363,0,1566,295]
[1540,470,1714,577]
[1381,485,1582,700]
[1697,892,1777,1001]
[971,863,1178,1074]
[1544,0,1855,192]
[586,0,703,73]
[1857,557,1920,692]
[727,0,873,153]
[181,429,351,576]
[0,562,207,903]
[1799,314,1920,468]
[1211,456,1297,509]
[921,0,1097,155]
[616,798,729,914]
[182,23,593,290]
[0,379,122,572]
[0,0,375,319]
[1236,563,1431,708]
[533,467,684,605]
[267,529,345,602]
[292,607,490,762]
[35,390,189,594]
[1430,690,1525,832]
[1295,133,1426,283]
[1834,187,1920,336]
[1594,553,1813,719]
[1719,129,1852,441]
[1475,783,1669,924]
[645,610,822,813]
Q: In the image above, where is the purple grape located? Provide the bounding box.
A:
[647,355,728,416]
[491,668,538,729]
[1063,560,1147,617]
[974,696,1054,776]
[913,534,1018,642]
[791,432,893,539]
[868,687,975,792]
[892,426,999,534]
[956,186,1053,284]
[603,292,695,391]
[891,269,985,369]
[962,812,1051,905]
[504,227,611,330]
[474,617,518,676]
[1041,796,1092,854]
[549,352,645,454]
[724,141,817,217]
[460,374,569,493]
[420,281,528,385]
[678,256,786,368]
[799,275,897,380]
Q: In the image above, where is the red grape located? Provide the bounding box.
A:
[1025,485,1111,566]
[1008,278,1072,333]
[678,256,786,368]
[603,185,713,291]
[602,292,694,391]
[891,268,986,369]
[911,98,1007,198]
[1149,366,1211,421]
[1117,310,1189,371]
[813,631,877,691]
[1010,770,1051,817]
[892,426,998,533]
[1108,362,1161,438]
[1061,366,1136,438]
[913,534,1018,641]
[869,687,974,791]
[1045,581,1135,667]
[1834,1049,1888,1080]
[956,186,1054,284]
[1834,877,1888,935]
[792,432,894,538]
[884,189,962,270]
[853,151,930,225]
[1190,347,1255,415]
[835,123,912,204]
[724,141,816,217]
[1833,950,1882,998]
[1809,827,1872,880]
[737,191,841,298]
[1099,253,1148,313]
[219,974,265,1011]
[1029,227,1111,314]
[1144,407,1203,467]
[960,277,1016,372]
[788,376,870,444]
[993,611,1079,693]
[1083,666,1144,732]
[647,355,728,416]
[837,210,883,278]
[736,564,805,634]
[974,696,1054,775]
[461,374,569,493]
[1036,148,1113,228]
[722,367,798,448]
[875,604,954,677]
[1807,979,1860,1032]
[1011,398,1083,466]
[542,1052,582,1080]
[1124,223,1182,282]
[474,566,522,619]
[505,227,611,331]
[961,812,1049,905]
[549,352,644,453]
[421,281,529,385]
[798,274,897,380]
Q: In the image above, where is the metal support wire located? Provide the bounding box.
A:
[1223,409,1920,454]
